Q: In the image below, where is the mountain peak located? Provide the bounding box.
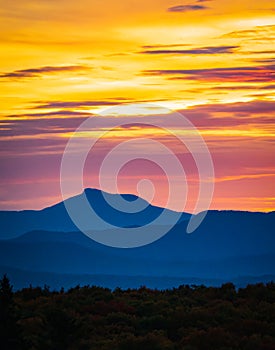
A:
[83,187,139,202]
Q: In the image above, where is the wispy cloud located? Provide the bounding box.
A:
[215,173,275,183]
[143,64,275,83]
[253,58,275,63]
[33,100,126,109]
[210,84,275,91]
[3,100,274,140]
[141,44,189,49]
[260,84,275,90]
[7,110,91,120]
[167,4,208,12]
[180,100,275,128]
[140,46,239,55]
[0,65,89,79]
[222,25,275,40]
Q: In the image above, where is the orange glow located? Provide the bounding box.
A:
[0,0,274,212]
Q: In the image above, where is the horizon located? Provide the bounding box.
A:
[1,187,274,214]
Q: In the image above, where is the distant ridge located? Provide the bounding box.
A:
[0,188,274,290]
[0,188,190,239]
[1,264,274,291]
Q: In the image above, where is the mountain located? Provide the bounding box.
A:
[1,265,274,291]
[9,210,275,261]
[0,189,274,290]
[0,188,190,239]
[0,213,274,289]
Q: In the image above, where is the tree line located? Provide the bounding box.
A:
[0,274,275,349]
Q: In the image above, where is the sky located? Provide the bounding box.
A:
[0,0,274,213]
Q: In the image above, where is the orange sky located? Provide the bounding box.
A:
[0,0,274,212]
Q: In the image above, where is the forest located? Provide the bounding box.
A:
[1,275,275,350]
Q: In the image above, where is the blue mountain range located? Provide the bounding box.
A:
[0,188,274,290]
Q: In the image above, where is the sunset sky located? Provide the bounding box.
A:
[0,0,274,212]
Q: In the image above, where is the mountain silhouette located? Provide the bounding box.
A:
[0,189,274,289]
[0,188,190,239]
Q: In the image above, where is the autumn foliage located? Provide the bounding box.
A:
[0,276,274,349]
